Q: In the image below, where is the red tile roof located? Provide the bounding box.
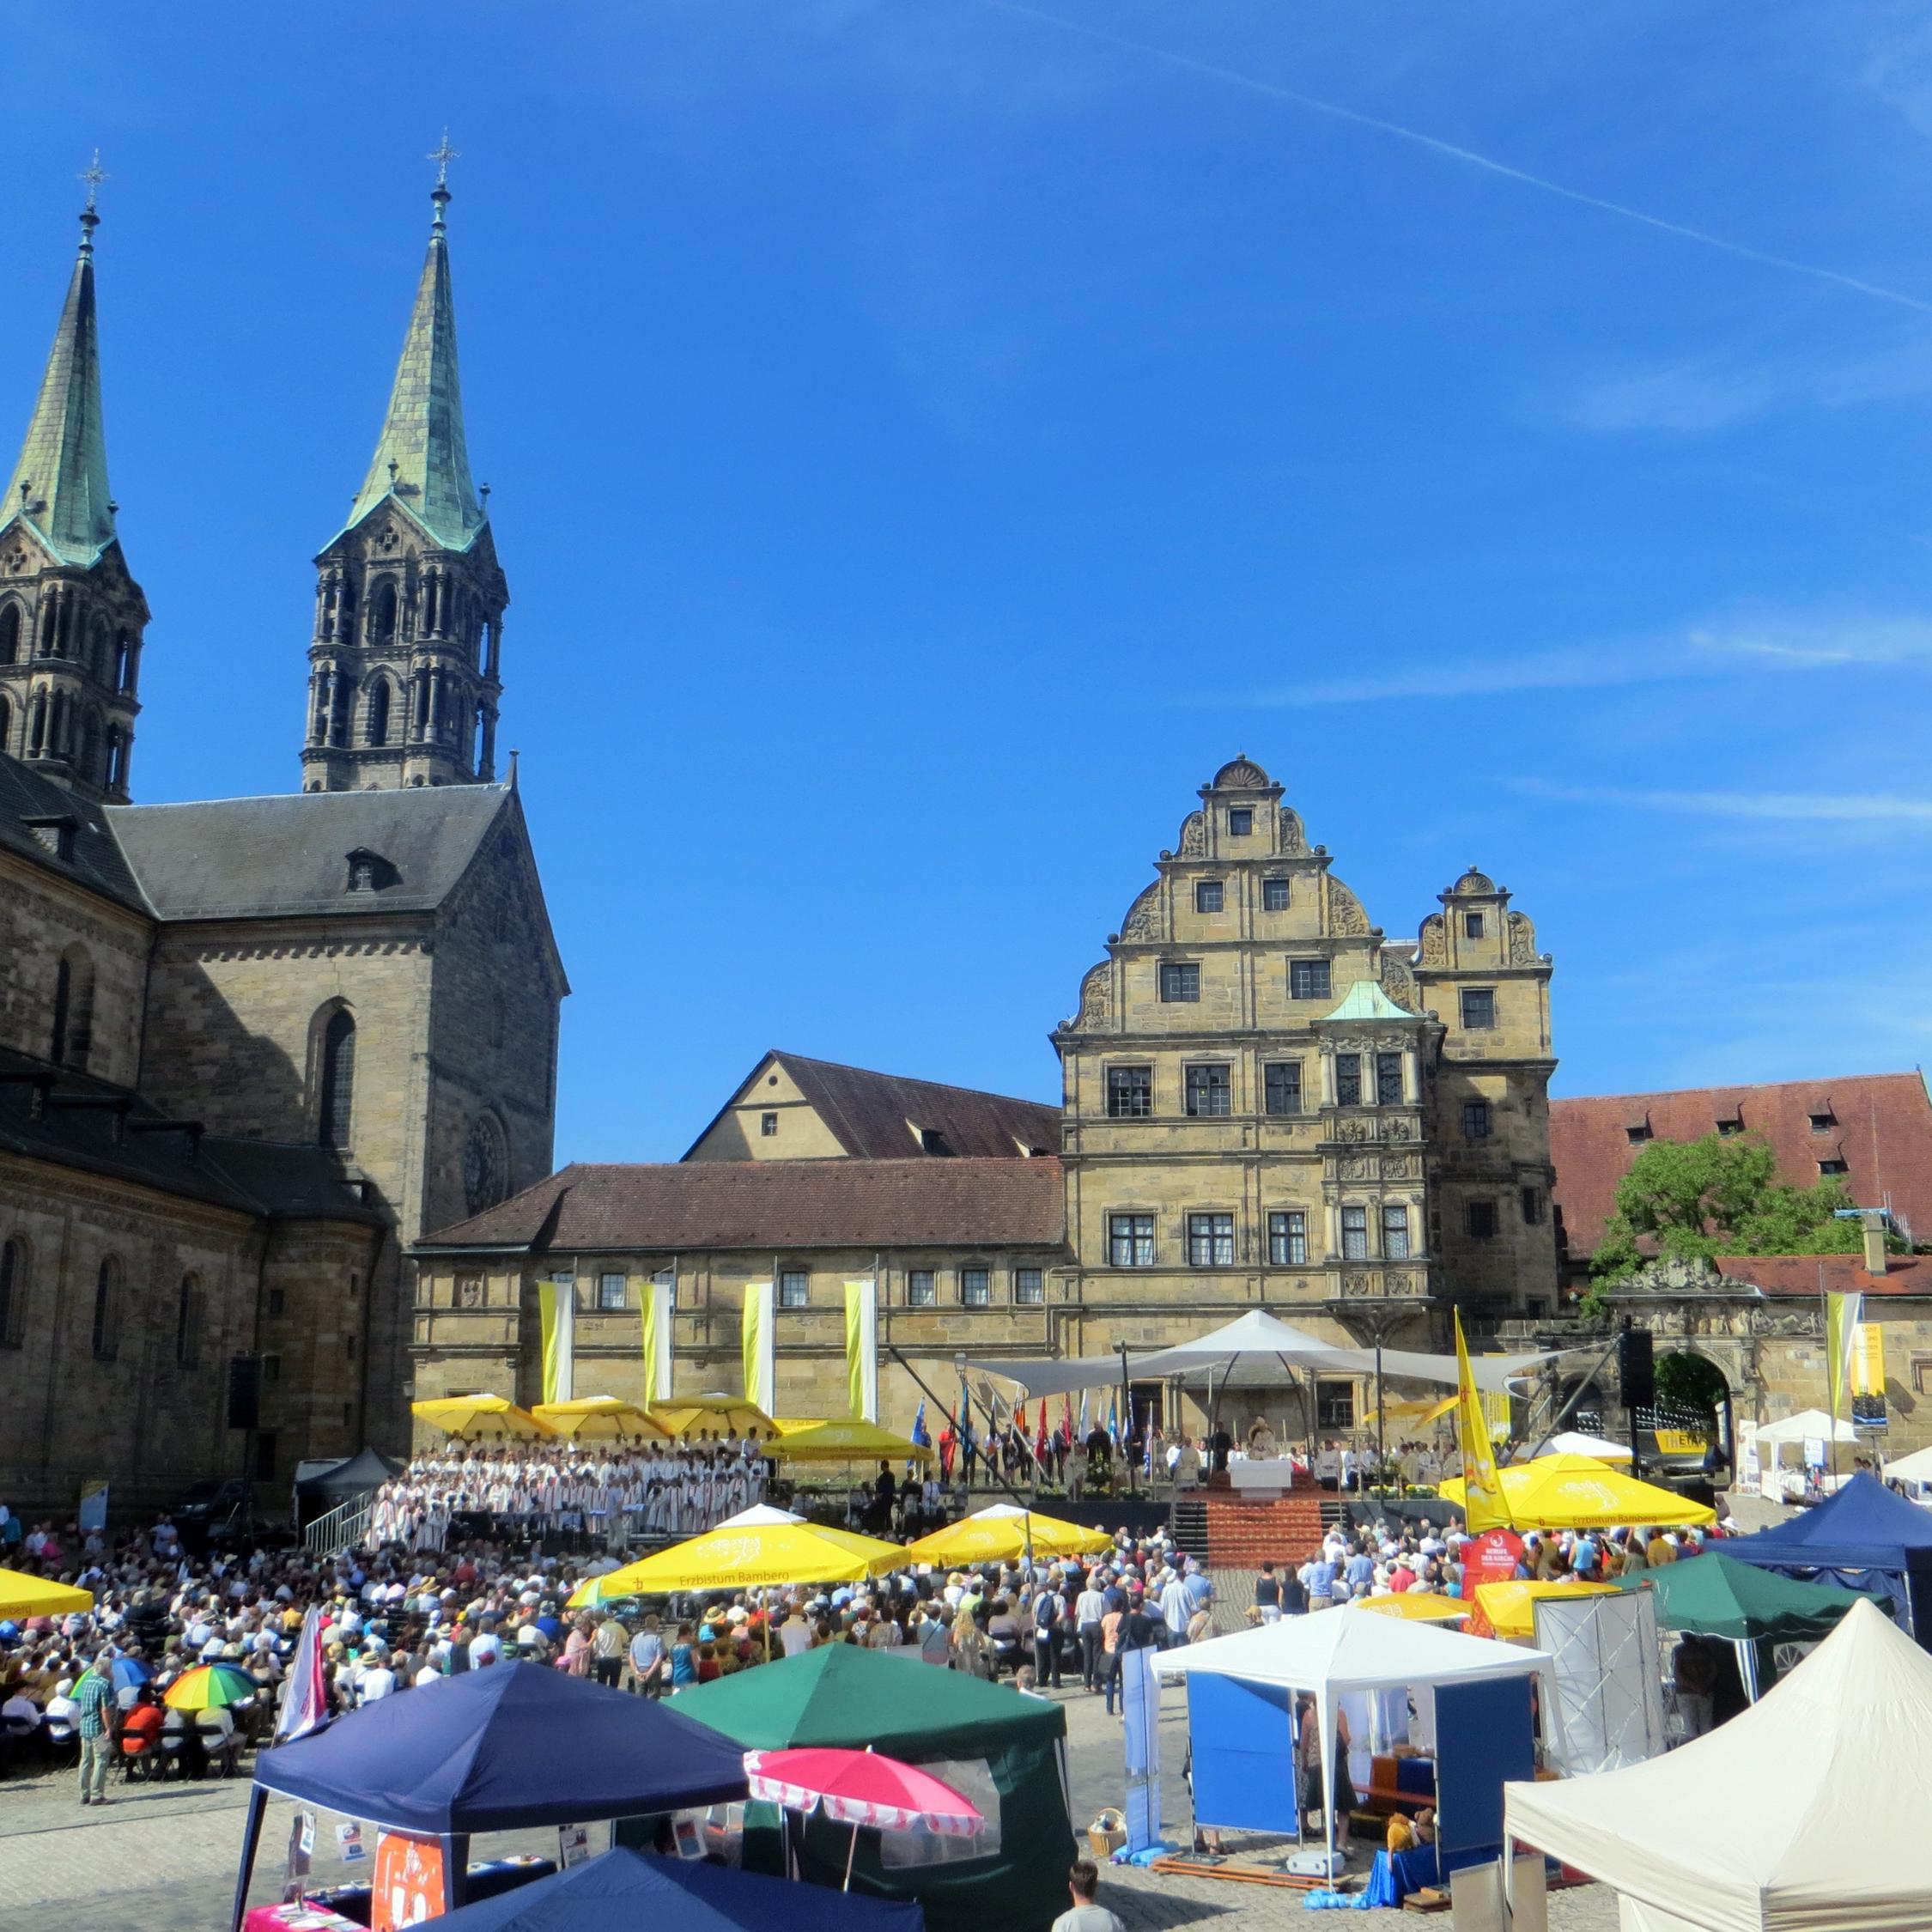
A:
[1551,1072,1932,1261]
[422,1157,1069,1254]
[686,1051,1062,1162]
[1712,1254,1932,1297]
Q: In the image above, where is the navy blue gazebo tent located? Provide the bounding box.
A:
[1721,1472,1932,1645]
[435,1846,927,1932]
[231,1662,750,1927]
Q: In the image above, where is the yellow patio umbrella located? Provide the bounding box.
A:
[902,1504,1113,1567]
[566,1506,906,1606]
[1472,1578,1619,1640]
[648,1399,776,1440]
[1346,1593,1470,1624]
[411,1394,558,1441]
[0,1567,93,1619]
[1437,1453,1716,1530]
[766,1419,935,1464]
[532,1396,670,1441]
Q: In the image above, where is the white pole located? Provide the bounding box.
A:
[1318,1684,1337,1873]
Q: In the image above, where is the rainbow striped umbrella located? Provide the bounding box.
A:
[164,1662,258,1710]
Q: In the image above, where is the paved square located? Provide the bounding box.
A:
[0,1680,1615,1932]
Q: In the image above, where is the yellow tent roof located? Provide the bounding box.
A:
[0,1566,94,1619]
[1437,1453,1716,1530]
[902,1504,1113,1566]
[532,1397,670,1440]
[1473,1578,1619,1639]
[766,1418,934,1464]
[647,1400,776,1440]
[1346,1592,1470,1624]
[567,1516,905,1605]
[410,1394,557,1440]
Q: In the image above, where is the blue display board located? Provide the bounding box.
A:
[1432,1675,1534,1863]
[1184,1674,1298,1834]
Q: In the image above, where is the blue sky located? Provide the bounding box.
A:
[7,2,1932,1162]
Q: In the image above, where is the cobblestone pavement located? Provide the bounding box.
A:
[0,1682,1617,1932]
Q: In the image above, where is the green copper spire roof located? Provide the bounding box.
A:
[3,197,118,568]
[345,180,484,550]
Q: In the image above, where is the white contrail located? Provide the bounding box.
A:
[962,0,1932,315]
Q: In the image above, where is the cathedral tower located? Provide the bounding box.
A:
[302,167,507,792]
[0,178,149,805]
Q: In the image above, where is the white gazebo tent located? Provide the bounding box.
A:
[1749,1408,1864,1498]
[1153,1606,1553,1874]
[1505,1599,1932,1932]
[1882,1442,1932,1489]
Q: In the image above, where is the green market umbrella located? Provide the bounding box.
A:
[1619,1551,1889,1640]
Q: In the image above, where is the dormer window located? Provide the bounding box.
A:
[1227,808,1253,837]
[21,814,77,863]
[1716,1115,1743,1138]
[1808,1108,1837,1132]
[1463,912,1485,939]
[344,847,400,894]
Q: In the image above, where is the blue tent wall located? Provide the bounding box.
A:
[1722,1473,1932,1648]
[1434,1676,1533,1865]
[1185,1674,1298,1834]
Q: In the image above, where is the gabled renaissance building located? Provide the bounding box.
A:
[412,756,1560,1436]
[0,182,564,1510]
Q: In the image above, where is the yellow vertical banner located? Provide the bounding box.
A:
[843,1281,878,1422]
[640,1276,674,1407]
[538,1279,574,1406]
[1455,1310,1510,1532]
[1826,1291,1863,1415]
[741,1282,774,1413]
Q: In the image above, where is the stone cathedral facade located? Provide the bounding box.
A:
[0,183,563,1512]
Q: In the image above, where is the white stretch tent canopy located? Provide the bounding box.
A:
[1537,1431,1634,1461]
[1749,1408,1861,1447]
[1505,1599,1932,1932]
[970,1309,1554,1400]
[1154,1602,1553,1874]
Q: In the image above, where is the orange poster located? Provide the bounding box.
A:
[372,1831,447,1929]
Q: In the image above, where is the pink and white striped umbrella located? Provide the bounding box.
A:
[743,1747,984,1837]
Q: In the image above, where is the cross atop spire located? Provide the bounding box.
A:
[3,181,118,565]
[341,169,483,550]
[77,150,107,255]
[428,130,459,190]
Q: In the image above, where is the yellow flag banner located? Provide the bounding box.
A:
[537,1279,574,1406]
[1455,1309,1510,1532]
[640,1276,673,1406]
[843,1281,878,1422]
[741,1282,775,1413]
[1826,1291,1864,1415]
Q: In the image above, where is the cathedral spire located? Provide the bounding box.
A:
[345,153,484,550]
[3,163,118,568]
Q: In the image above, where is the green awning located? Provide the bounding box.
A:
[1619,1551,1890,1639]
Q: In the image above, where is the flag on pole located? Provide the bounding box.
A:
[842,1280,878,1422]
[1455,1309,1510,1533]
[275,1607,330,1744]
[911,1399,930,1448]
[741,1282,775,1414]
[1107,1394,1120,1449]
[1078,1391,1089,1439]
[1826,1291,1865,1415]
[537,1279,574,1405]
[640,1273,673,1406]
[1060,1393,1074,1448]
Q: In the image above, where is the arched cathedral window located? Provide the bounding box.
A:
[318,1007,356,1149]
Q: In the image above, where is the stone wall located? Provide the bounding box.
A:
[0,847,153,1086]
[0,1151,256,1513]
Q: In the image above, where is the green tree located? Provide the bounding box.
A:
[1583,1131,1874,1315]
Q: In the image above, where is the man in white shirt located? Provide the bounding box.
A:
[1074,1577,1107,1691]
[356,1657,398,1703]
